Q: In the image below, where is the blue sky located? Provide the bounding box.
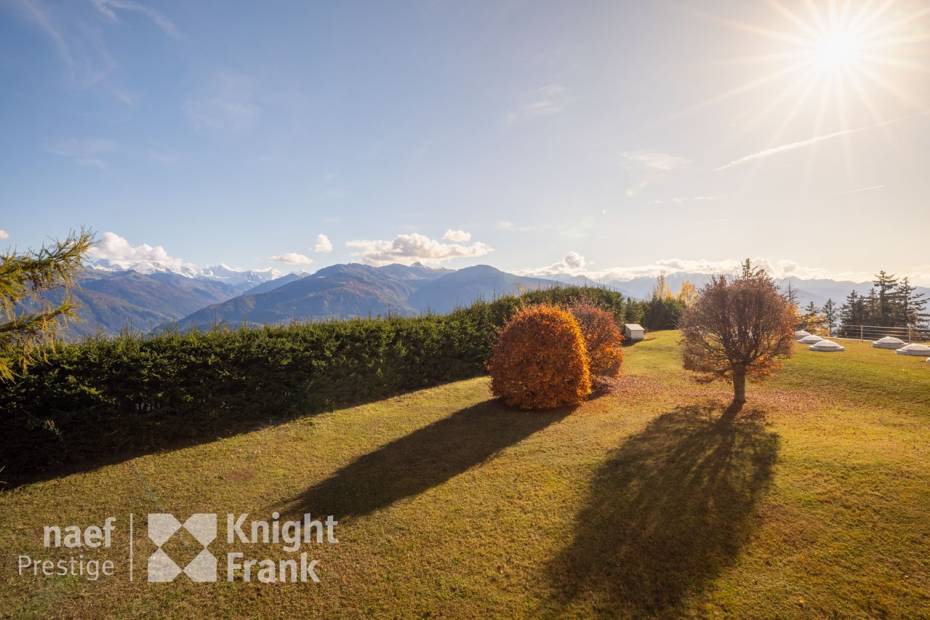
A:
[1,0,929,283]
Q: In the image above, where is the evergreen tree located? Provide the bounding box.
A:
[872,271,899,326]
[800,301,824,332]
[822,298,838,335]
[839,290,865,336]
[642,296,685,330]
[0,230,92,380]
[865,288,880,325]
[623,300,644,325]
[897,277,928,327]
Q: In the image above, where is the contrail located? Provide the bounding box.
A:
[836,184,885,196]
[715,118,900,171]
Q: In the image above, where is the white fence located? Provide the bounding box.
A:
[832,324,930,343]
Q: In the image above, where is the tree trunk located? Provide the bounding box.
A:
[729,366,747,417]
[733,369,746,404]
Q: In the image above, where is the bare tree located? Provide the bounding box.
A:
[680,261,795,416]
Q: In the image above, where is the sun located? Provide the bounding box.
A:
[697,0,930,137]
[812,30,865,72]
[705,1,929,106]
[684,1,930,186]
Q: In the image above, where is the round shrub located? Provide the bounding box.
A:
[569,302,624,378]
[488,304,591,409]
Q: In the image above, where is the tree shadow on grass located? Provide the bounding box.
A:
[282,400,571,521]
[548,402,779,617]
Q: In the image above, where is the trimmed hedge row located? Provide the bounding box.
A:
[0,286,625,481]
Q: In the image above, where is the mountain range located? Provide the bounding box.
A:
[26,262,930,340]
[161,263,555,332]
[24,268,278,339]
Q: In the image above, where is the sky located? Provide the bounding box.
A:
[1,0,929,283]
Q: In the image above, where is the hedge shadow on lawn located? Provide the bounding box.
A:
[282,399,571,521]
[0,379,485,490]
[547,402,779,616]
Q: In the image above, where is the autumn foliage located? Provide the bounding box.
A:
[680,261,795,411]
[569,302,623,378]
[488,304,591,409]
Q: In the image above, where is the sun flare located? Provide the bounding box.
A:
[697,0,930,182]
[812,30,865,72]
[710,0,929,120]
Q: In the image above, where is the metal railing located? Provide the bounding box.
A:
[830,324,930,343]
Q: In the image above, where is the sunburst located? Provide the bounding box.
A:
[689,0,930,187]
[729,1,928,117]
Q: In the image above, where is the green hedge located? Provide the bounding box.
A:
[0,286,624,482]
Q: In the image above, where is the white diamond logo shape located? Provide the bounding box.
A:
[146,512,218,583]
[147,513,182,547]
[148,548,182,583]
[184,549,218,582]
[183,513,217,546]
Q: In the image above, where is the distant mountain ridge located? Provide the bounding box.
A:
[31,261,929,340]
[162,263,555,332]
[552,272,928,309]
[408,265,555,314]
[24,268,270,339]
[164,263,424,330]
[89,256,280,288]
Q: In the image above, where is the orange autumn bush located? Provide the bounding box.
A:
[569,302,624,378]
[488,304,591,409]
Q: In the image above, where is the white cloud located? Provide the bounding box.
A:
[90,0,178,36]
[314,234,333,253]
[564,251,586,269]
[9,0,174,100]
[13,0,73,68]
[49,137,116,168]
[147,148,177,165]
[521,255,891,283]
[496,220,538,233]
[87,231,282,280]
[346,232,493,266]
[592,258,764,281]
[620,151,690,198]
[184,72,259,132]
[522,251,588,277]
[506,84,566,124]
[621,151,690,171]
[87,231,200,275]
[0,229,9,240]
[270,252,314,266]
[652,194,725,206]
[9,0,174,90]
[441,229,471,242]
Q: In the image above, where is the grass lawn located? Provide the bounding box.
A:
[2,332,930,618]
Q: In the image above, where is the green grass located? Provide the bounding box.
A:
[1,332,929,618]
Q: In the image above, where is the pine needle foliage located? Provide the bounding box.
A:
[0,230,92,381]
